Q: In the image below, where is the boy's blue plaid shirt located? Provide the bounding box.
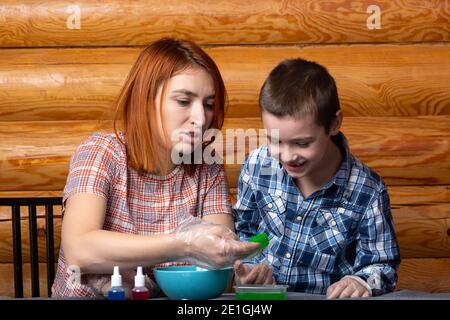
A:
[233,132,401,296]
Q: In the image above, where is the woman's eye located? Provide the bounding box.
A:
[177,100,190,106]
[204,102,214,110]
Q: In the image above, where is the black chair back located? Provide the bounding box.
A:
[0,197,62,297]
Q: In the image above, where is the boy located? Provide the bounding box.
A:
[233,58,400,298]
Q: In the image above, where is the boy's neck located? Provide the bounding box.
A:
[294,138,344,199]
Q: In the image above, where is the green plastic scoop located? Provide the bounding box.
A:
[234,233,270,284]
[249,233,269,251]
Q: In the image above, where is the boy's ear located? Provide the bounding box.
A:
[329,110,343,136]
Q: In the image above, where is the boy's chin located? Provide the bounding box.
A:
[286,171,308,180]
[283,165,310,179]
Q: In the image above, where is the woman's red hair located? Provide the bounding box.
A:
[114,38,226,175]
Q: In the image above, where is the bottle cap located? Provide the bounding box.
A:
[134,266,146,287]
[111,266,122,287]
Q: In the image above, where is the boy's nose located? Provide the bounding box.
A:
[280,146,299,163]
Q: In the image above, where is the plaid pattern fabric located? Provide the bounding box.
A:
[233,132,400,296]
[52,132,232,297]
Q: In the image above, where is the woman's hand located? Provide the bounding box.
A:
[173,217,261,269]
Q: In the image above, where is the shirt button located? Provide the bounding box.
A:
[267,203,273,209]
[296,216,302,221]
[331,220,337,227]
[285,253,291,259]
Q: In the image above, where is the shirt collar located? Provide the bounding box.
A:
[324,131,352,190]
[296,131,352,199]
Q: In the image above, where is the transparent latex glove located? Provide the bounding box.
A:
[173,215,261,270]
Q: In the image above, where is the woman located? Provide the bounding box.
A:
[51,38,259,298]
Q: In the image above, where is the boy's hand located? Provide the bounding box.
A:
[326,277,371,299]
[234,260,275,285]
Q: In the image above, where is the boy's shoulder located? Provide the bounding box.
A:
[244,145,278,174]
[347,152,386,192]
[342,152,389,212]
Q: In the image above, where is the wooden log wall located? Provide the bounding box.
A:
[0,0,449,296]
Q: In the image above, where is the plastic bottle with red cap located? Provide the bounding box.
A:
[131,266,150,300]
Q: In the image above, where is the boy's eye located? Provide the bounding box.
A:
[295,142,310,147]
[267,136,279,146]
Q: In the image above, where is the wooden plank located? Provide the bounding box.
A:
[396,258,450,293]
[216,44,450,118]
[0,194,449,262]
[0,205,62,221]
[230,188,450,259]
[1,116,449,191]
[392,204,450,259]
[0,258,448,297]
[0,120,112,191]
[230,186,450,206]
[233,186,450,260]
[0,216,62,263]
[2,185,448,217]
[0,191,63,199]
[0,0,448,48]
[224,116,450,186]
[0,48,138,121]
[0,45,449,120]
[4,185,445,211]
[0,262,54,297]
[386,186,450,206]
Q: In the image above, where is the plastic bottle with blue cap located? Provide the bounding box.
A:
[108,266,125,300]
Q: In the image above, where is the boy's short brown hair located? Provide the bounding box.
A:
[259,58,340,133]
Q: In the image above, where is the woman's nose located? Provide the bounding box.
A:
[190,102,206,128]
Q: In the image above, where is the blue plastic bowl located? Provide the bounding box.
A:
[153,266,234,300]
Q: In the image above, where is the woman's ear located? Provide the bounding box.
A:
[329,110,343,136]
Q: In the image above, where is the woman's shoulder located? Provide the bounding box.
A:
[197,163,226,179]
[77,131,126,163]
